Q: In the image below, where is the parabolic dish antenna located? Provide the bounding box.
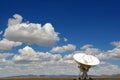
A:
[73,53,100,67]
[73,53,100,80]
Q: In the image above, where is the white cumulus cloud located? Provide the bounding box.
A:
[80,44,93,50]
[0,53,13,63]
[89,62,120,75]
[50,44,76,53]
[107,47,120,60]
[80,44,102,55]
[8,14,23,26]
[8,46,77,77]
[13,46,62,64]
[97,41,120,60]
[111,41,120,48]
[0,45,120,77]
[78,43,120,60]
[0,39,22,50]
[4,14,60,46]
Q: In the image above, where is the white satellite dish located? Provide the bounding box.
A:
[73,53,100,80]
[73,53,100,67]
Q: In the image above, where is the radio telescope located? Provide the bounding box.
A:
[73,53,100,80]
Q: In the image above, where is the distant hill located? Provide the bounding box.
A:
[99,74,120,78]
[6,75,78,78]
[4,74,120,78]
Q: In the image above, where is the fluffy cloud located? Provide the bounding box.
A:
[63,54,73,60]
[96,53,107,60]
[0,60,120,77]
[0,61,77,77]
[13,46,62,64]
[111,41,120,48]
[89,62,120,75]
[4,14,60,46]
[0,45,120,77]
[3,46,77,77]
[8,14,23,26]
[80,44,102,55]
[78,43,120,60]
[80,44,93,50]
[0,39,22,50]
[50,44,76,53]
[98,41,120,60]
[107,47,120,60]
[0,53,13,63]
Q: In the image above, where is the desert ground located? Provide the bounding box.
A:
[0,78,120,80]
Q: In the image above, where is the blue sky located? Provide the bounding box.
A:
[1,0,120,49]
[0,0,120,77]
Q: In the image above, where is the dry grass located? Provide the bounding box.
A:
[0,78,120,80]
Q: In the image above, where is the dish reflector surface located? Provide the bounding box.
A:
[73,53,100,66]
